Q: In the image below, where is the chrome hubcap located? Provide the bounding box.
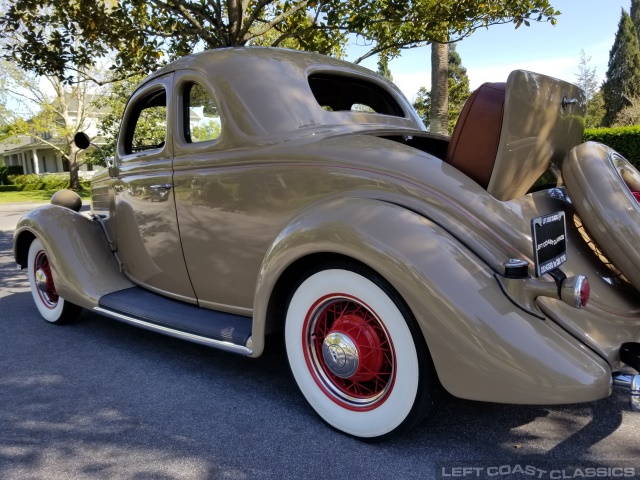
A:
[322,332,359,378]
[35,268,48,295]
[304,295,396,410]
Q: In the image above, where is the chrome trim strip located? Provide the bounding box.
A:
[93,307,253,355]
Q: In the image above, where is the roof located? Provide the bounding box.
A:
[138,47,424,138]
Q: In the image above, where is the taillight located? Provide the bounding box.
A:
[579,276,590,308]
[560,275,590,309]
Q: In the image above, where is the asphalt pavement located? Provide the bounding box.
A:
[1,201,639,480]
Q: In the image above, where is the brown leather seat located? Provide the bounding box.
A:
[445,82,506,189]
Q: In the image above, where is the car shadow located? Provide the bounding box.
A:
[1,301,638,479]
[0,229,30,297]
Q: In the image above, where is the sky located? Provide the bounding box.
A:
[348,0,630,102]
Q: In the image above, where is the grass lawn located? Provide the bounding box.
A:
[0,189,91,204]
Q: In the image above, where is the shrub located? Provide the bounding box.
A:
[583,126,640,168]
[0,166,25,185]
[41,174,71,190]
[0,185,22,192]
[10,173,43,185]
[5,165,24,176]
[2,173,91,191]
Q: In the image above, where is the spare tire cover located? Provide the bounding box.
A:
[562,141,640,291]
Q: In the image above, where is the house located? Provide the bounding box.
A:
[0,93,106,176]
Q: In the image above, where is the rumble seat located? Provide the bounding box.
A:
[446,70,587,201]
[445,82,506,190]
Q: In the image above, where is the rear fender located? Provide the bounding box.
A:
[253,197,611,404]
[14,205,134,310]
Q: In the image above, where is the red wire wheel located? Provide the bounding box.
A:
[303,294,396,411]
[286,268,435,439]
[33,250,59,309]
[27,238,81,324]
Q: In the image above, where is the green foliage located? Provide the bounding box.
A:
[0,165,24,184]
[613,96,640,126]
[0,57,107,190]
[132,107,167,149]
[586,90,606,128]
[6,173,90,191]
[10,173,43,185]
[632,0,640,41]
[0,187,91,203]
[89,74,147,163]
[584,125,640,167]
[191,121,222,143]
[602,10,640,126]
[413,44,471,134]
[0,0,560,80]
[575,50,599,100]
[377,54,393,82]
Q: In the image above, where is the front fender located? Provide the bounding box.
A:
[14,205,134,310]
[253,197,611,404]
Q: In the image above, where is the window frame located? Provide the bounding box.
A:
[117,74,173,164]
[174,71,224,152]
[183,82,222,144]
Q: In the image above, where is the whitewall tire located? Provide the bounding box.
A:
[285,266,435,439]
[27,238,81,324]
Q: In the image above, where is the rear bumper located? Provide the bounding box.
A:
[613,372,640,411]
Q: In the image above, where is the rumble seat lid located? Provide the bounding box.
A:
[487,70,586,201]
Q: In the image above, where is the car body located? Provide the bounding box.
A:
[13,47,640,440]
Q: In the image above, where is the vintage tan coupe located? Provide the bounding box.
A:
[13,47,640,440]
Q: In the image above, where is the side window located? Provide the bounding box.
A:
[185,83,221,143]
[125,88,167,154]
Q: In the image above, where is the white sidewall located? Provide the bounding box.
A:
[28,238,65,323]
[285,269,420,438]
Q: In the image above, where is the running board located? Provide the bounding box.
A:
[95,287,253,355]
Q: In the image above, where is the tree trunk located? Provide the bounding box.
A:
[68,144,81,191]
[430,42,449,135]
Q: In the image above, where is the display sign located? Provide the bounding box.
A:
[531,212,567,277]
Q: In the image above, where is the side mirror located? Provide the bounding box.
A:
[74,131,91,150]
[74,131,117,179]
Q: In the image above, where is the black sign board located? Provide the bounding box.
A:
[531,211,567,277]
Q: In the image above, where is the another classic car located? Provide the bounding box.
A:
[13,47,640,440]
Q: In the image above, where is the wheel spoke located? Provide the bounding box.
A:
[306,295,395,409]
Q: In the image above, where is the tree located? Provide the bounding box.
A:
[430,42,449,135]
[377,54,393,82]
[0,59,107,189]
[575,49,599,101]
[613,95,640,126]
[575,49,604,128]
[586,91,606,128]
[0,1,560,82]
[632,0,640,42]
[89,75,146,161]
[413,44,471,135]
[602,9,640,126]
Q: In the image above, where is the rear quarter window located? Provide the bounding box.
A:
[308,73,405,117]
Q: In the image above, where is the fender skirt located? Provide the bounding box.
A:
[563,142,640,291]
[14,205,134,310]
